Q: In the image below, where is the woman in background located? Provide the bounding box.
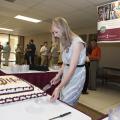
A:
[0,42,3,67]
[50,42,59,66]
[15,44,22,65]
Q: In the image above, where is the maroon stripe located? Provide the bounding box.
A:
[98,28,120,41]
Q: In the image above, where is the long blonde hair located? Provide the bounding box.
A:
[52,17,73,51]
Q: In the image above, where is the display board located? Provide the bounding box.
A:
[97,1,120,42]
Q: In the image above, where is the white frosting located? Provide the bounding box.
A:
[0,75,45,104]
[0,86,42,100]
[0,75,33,95]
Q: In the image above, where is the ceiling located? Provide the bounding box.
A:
[0,0,112,36]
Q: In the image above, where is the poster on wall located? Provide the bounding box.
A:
[97,1,120,42]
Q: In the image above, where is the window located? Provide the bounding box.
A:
[0,34,19,66]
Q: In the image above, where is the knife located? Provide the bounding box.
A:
[43,83,52,92]
[43,79,61,92]
[49,112,71,120]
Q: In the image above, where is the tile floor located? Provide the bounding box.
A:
[79,81,120,114]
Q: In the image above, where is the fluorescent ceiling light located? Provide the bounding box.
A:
[0,28,13,31]
[14,15,41,23]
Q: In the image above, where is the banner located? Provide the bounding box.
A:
[97,1,120,42]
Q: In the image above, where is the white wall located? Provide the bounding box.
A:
[99,43,120,69]
[75,27,97,35]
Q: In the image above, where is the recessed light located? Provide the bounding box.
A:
[0,28,13,31]
[14,15,42,23]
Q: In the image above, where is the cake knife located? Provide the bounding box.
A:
[49,112,71,120]
[43,78,61,92]
[42,83,52,91]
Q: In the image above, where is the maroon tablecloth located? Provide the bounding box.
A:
[0,70,6,76]
[97,115,108,120]
[0,70,57,95]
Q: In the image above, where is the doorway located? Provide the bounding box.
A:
[0,34,19,66]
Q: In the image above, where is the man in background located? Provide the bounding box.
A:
[89,40,101,90]
[15,44,22,65]
[29,39,36,65]
[3,42,11,66]
[40,42,48,66]
[82,44,92,94]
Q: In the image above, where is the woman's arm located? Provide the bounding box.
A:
[50,64,64,85]
[56,64,64,78]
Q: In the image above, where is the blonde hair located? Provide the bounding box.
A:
[52,17,73,51]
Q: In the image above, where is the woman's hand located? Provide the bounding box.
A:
[50,75,60,85]
[50,86,61,102]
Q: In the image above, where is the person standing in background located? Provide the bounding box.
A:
[39,44,43,65]
[50,17,86,106]
[3,42,11,66]
[24,44,31,65]
[89,40,101,90]
[0,42,3,67]
[82,44,92,94]
[50,42,59,66]
[47,42,52,66]
[29,39,36,65]
[40,42,48,66]
[15,44,22,65]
